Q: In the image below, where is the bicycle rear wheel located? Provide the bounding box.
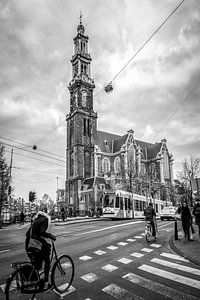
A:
[5,269,36,300]
[52,254,74,293]
[145,225,152,243]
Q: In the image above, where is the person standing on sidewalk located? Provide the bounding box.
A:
[178,201,193,241]
[193,198,200,240]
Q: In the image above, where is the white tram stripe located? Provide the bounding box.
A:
[160,252,190,262]
[123,273,199,300]
[151,258,200,276]
[102,283,145,300]
[138,264,200,290]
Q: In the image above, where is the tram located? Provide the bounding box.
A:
[102,189,164,219]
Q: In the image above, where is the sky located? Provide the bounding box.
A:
[0,0,200,202]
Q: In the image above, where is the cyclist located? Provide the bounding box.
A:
[25,209,56,289]
[144,202,157,237]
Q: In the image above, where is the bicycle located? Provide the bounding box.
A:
[145,219,158,243]
[4,239,74,300]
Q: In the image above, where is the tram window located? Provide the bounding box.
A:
[120,197,123,209]
[128,198,131,209]
[136,200,139,211]
[156,204,158,213]
[142,202,145,211]
[125,198,128,210]
[115,196,119,208]
[104,195,109,206]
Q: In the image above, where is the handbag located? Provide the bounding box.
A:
[27,225,42,252]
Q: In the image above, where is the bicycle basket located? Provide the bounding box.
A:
[19,263,38,283]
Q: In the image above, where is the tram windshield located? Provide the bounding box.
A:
[104,194,114,207]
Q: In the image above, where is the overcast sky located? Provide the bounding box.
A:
[0,0,199,202]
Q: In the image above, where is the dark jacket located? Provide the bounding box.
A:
[193,202,200,225]
[179,205,192,226]
[144,205,156,220]
[25,212,54,252]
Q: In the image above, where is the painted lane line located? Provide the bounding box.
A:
[79,255,92,261]
[102,283,145,300]
[81,273,99,283]
[138,264,200,290]
[134,236,143,239]
[160,252,190,262]
[74,220,143,236]
[0,249,10,254]
[150,243,161,248]
[151,258,200,276]
[117,242,128,246]
[123,273,199,300]
[130,252,144,258]
[117,258,133,264]
[94,250,106,255]
[107,246,118,250]
[141,248,153,253]
[126,238,136,242]
[54,285,76,296]
[140,233,145,236]
[102,264,118,272]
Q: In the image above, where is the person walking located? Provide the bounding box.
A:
[144,202,157,237]
[25,209,56,289]
[193,198,200,240]
[178,201,193,241]
[20,211,25,225]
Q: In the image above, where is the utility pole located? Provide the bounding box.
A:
[56,176,59,212]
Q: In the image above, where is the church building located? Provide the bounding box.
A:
[65,19,174,216]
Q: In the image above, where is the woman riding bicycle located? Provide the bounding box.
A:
[144,202,157,237]
[25,209,56,289]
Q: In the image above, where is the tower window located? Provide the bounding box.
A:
[84,118,87,135]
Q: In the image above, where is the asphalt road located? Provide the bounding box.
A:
[0,219,200,300]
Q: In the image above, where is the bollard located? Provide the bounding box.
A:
[174,219,178,240]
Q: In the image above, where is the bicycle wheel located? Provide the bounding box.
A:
[51,254,74,293]
[5,269,34,300]
[145,225,152,243]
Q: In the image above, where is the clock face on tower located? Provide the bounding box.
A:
[81,91,87,106]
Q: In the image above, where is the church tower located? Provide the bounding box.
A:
[65,16,97,212]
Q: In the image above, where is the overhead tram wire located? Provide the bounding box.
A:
[0,136,65,159]
[1,141,66,163]
[94,0,185,99]
[4,149,65,168]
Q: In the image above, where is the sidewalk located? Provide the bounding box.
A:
[169,224,200,266]
[52,216,106,226]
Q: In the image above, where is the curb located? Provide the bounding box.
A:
[169,235,200,266]
[53,217,107,226]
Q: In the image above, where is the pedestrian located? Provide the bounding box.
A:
[193,198,200,240]
[178,201,193,241]
[20,211,25,225]
[25,209,56,289]
[144,202,157,237]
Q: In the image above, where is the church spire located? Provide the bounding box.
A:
[77,11,85,34]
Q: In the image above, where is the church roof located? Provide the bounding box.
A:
[96,130,162,160]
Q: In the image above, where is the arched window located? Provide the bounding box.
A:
[82,90,87,106]
[114,157,121,174]
[102,157,110,174]
[70,152,74,177]
[140,163,146,175]
[151,163,156,179]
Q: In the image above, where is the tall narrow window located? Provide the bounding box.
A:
[87,119,90,135]
[84,118,86,135]
[102,157,110,174]
[114,157,121,174]
[84,151,90,177]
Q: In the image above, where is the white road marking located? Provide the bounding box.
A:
[102,283,144,300]
[140,233,145,236]
[123,273,199,300]
[141,248,153,253]
[150,243,161,248]
[94,250,106,255]
[126,238,136,242]
[74,220,143,236]
[79,255,92,261]
[117,242,128,246]
[160,252,190,262]
[107,245,118,250]
[102,264,118,272]
[134,236,143,239]
[151,258,200,276]
[81,273,99,283]
[54,285,76,296]
[139,264,200,290]
[130,252,144,258]
[117,258,132,264]
[0,249,10,254]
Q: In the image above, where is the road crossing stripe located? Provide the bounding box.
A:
[102,283,145,300]
[141,248,153,253]
[79,255,92,261]
[134,236,143,238]
[54,285,76,296]
[81,273,99,283]
[126,238,136,242]
[151,258,200,276]
[107,246,118,250]
[117,258,133,264]
[117,242,128,246]
[102,264,118,272]
[123,273,199,300]
[130,252,144,258]
[94,250,106,255]
[138,264,200,289]
[150,243,161,248]
[160,252,190,262]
